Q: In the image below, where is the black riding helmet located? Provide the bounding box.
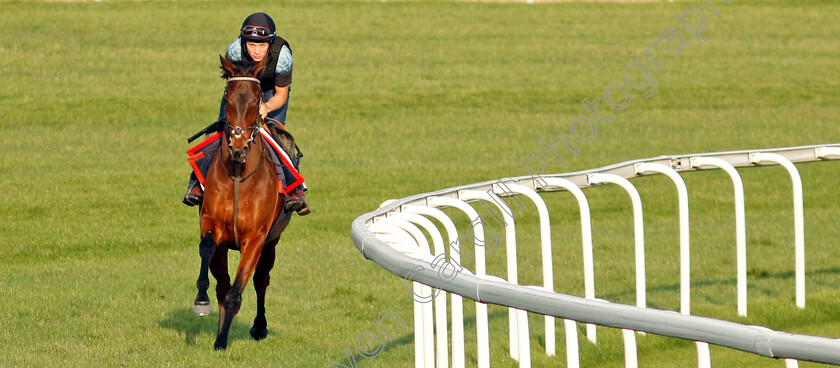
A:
[240,12,276,43]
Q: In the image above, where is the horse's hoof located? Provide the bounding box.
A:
[193,301,212,316]
[250,325,269,341]
[214,341,227,351]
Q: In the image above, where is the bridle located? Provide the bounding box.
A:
[221,76,269,249]
[223,77,263,154]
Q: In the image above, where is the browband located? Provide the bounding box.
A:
[226,77,261,84]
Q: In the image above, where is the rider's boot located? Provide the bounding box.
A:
[182,174,204,207]
[285,187,310,216]
[266,122,310,216]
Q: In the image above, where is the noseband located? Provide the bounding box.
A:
[225,122,261,147]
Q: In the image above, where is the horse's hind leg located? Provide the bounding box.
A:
[193,234,216,316]
[250,239,278,341]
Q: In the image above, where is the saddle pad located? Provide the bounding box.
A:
[186,128,305,194]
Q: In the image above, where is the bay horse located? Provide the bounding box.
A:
[192,55,291,350]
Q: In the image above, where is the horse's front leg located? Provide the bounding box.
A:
[209,246,231,339]
[193,233,216,316]
[250,239,278,341]
[214,235,264,351]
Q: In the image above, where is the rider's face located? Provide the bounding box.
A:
[245,41,270,62]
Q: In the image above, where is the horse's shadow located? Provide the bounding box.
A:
[158,308,251,347]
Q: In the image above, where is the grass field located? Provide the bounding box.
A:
[0,0,838,367]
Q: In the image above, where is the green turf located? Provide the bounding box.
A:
[0,0,838,367]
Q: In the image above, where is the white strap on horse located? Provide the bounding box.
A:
[227,77,260,84]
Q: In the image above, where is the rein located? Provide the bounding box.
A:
[222,75,265,249]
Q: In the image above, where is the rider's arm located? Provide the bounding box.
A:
[261,85,289,117]
[259,44,293,118]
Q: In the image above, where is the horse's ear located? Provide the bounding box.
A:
[220,55,236,79]
[252,57,268,78]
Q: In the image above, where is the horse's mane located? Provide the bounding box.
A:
[220,58,260,79]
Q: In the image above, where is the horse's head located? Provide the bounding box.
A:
[220,55,268,164]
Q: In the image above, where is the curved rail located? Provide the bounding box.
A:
[351,143,840,365]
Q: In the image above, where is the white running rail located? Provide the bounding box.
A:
[351,144,840,367]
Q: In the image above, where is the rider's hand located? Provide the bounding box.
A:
[259,103,270,119]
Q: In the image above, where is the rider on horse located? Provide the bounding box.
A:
[183,12,309,216]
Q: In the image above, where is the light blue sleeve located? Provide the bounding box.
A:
[225,38,242,61]
[275,45,293,76]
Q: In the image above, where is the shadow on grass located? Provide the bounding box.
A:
[158,307,252,347]
[596,266,840,308]
[326,309,508,367]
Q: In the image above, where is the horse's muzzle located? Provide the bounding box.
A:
[228,144,250,164]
